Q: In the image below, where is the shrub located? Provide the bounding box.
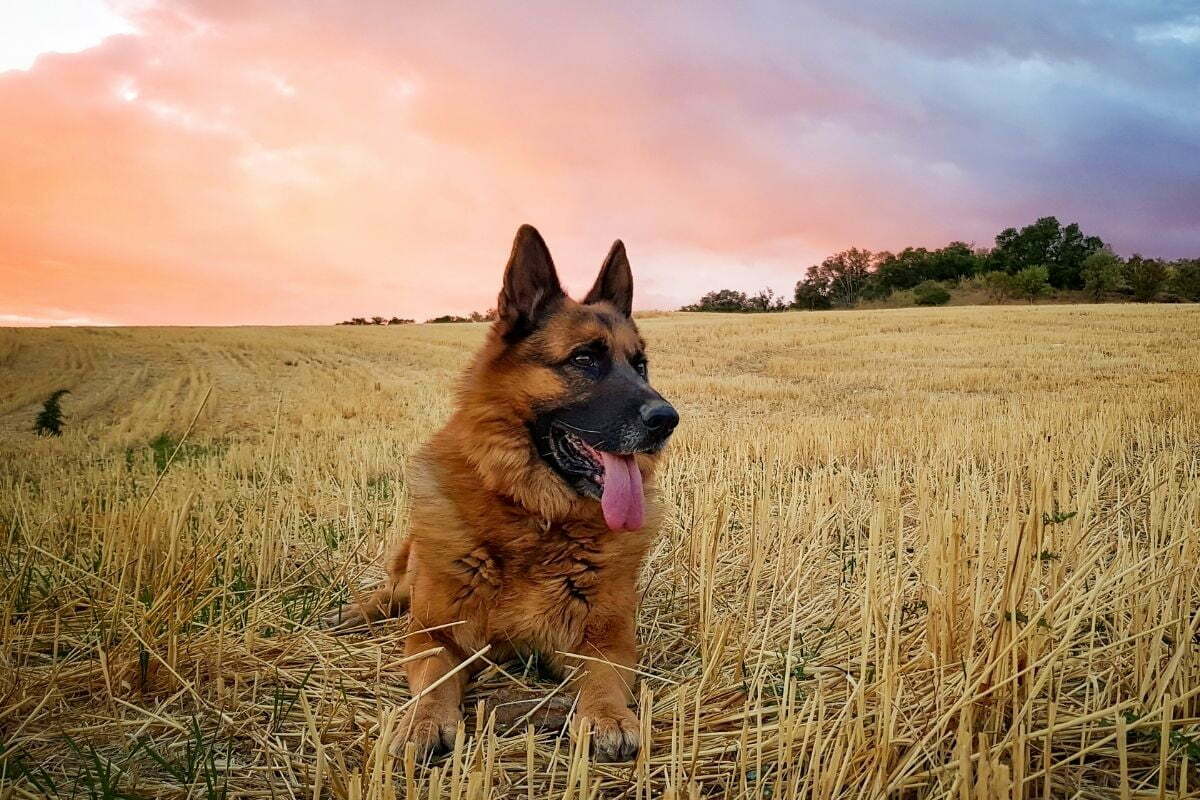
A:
[982,271,1016,302]
[1124,255,1169,302]
[33,389,70,437]
[1168,258,1200,301]
[1080,250,1124,302]
[1011,265,1051,303]
[912,280,950,306]
[146,432,222,473]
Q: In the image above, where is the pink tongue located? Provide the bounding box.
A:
[600,452,644,531]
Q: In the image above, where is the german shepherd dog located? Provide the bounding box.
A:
[326,225,679,762]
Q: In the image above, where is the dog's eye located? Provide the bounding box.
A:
[571,352,597,369]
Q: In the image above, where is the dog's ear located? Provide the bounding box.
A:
[584,240,633,317]
[497,225,564,339]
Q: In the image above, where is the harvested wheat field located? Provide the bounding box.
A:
[2,304,1199,799]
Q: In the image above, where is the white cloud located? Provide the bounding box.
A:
[250,69,298,97]
[115,76,139,102]
[144,99,241,136]
[1135,19,1200,45]
[0,0,137,72]
[0,311,112,326]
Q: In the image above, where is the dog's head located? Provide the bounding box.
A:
[459,225,678,530]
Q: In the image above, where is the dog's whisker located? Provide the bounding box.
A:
[554,420,605,435]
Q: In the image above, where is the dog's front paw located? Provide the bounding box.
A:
[576,706,640,762]
[318,603,366,632]
[391,704,462,760]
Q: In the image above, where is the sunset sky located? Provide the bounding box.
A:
[2,1,1198,325]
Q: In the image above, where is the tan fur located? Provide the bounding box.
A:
[327,295,666,762]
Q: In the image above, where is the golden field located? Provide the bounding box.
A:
[2,305,1199,799]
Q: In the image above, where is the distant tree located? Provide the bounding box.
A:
[425,310,496,323]
[808,248,873,307]
[912,280,951,306]
[1123,255,1169,302]
[990,218,1058,274]
[1080,250,1125,301]
[858,275,894,302]
[988,217,1103,288]
[981,271,1016,302]
[793,278,833,310]
[795,266,830,305]
[1168,258,1200,301]
[680,289,753,312]
[874,242,982,294]
[1050,222,1105,289]
[747,287,789,312]
[679,289,787,313]
[1011,266,1051,303]
[34,389,69,437]
[370,316,386,325]
[873,248,929,291]
[387,317,414,325]
[927,241,983,282]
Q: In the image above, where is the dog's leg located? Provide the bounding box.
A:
[390,629,468,759]
[569,614,641,762]
[321,539,413,631]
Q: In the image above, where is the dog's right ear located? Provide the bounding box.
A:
[497,225,564,340]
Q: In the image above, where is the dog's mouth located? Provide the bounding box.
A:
[545,423,644,531]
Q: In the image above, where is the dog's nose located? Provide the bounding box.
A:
[640,401,679,434]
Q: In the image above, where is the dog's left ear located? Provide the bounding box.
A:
[584,240,633,317]
[498,224,565,340]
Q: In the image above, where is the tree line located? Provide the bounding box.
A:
[336,309,498,325]
[681,216,1200,312]
[337,316,414,325]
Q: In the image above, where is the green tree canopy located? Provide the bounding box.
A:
[681,289,752,312]
[1080,250,1124,301]
[1168,259,1200,301]
[873,242,983,292]
[1124,255,1169,302]
[805,248,873,307]
[988,217,1104,289]
[793,278,833,310]
[1010,265,1051,303]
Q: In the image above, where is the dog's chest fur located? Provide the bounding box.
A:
[413,514,650,669]
[404,434,658,670]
